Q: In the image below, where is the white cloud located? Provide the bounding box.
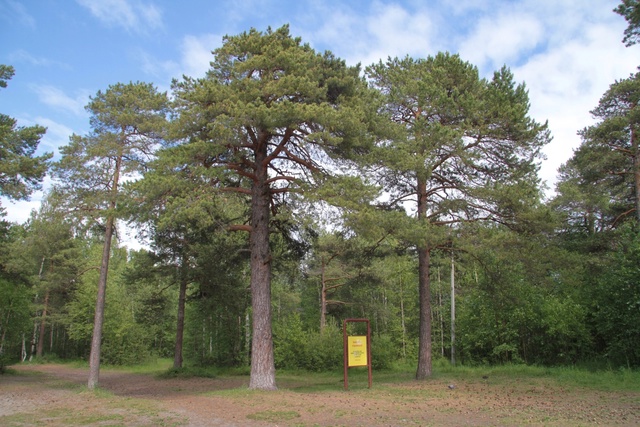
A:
[364,4,434,62]
[512,22,639,191]
[137,49,177,79]
[1,0,36,28]
[136,33,220,84]
[309,0,636,194]
[309,2,435,67]
[458,12,544,70]
[9,49,71,69]
[1,197,41,224]
[179,34,221,78]
[76,0,163,33]
[29,84,90,116]
[32,117,75,155]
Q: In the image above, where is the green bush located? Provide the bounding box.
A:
[274,315,342,371]
[370,334,395,370]
[301,327,343,371]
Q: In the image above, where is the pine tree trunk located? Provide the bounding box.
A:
[248,140,277,390]
[450,253,456,366]
[87,214,115,389]
[631,125,640,222]
[416,247,433,379]
[88,154,121,390]
[415,175,432,380]
[320,259,327,332]
[437,267,444,358]
[173,267,187,369]
[399,277,407,360]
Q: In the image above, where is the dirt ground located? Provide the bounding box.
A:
[1,363,639,426]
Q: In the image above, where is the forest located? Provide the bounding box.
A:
[1,3,639,392]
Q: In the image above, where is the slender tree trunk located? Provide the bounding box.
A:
[0,327,6,355]
[173,264,188,369]
[21,333,26,362]
[450,253,456,366]
[437,267,444,358]
[416,247,432,379]
[245,310,251,364]
[87,214,115,389]
[28,315,37,362]
[631,125,640,222]
[416,176,432,380]
[248,140,276,390]
[88,154,121,390]
[36,289,49,357]
[320,259,327,332]
[399,274,407,360]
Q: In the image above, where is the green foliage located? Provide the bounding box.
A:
[588,225,640,367]
[364,53,549,236]
[615,0,640,46]
[456,227,592,366]
[273,314,342,371]
[0,276,32,363]
[62,244,159,365]
[561,71,640,228]
[0,64,51,202]
[7,26,640,376]
[370,334,396,370]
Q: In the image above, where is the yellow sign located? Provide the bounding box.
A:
[347,335,368,367]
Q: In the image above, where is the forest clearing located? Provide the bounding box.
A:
[3,1,640,406]
[1,361,639,426]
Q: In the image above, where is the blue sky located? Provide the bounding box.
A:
[1,0,639,229]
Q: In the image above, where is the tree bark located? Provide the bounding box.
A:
[88,154,121,390]
[632,125,640,223]
[87,214,115,389]
[320,259,327,332]
[416,175,432,380]
[248,139,277,390]
[416,247,433,379]
[173,266,187,369]
[450,253,456,366]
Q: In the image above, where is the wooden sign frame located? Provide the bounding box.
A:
[343,318,372,390]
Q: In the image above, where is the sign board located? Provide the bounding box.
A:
[343,319,372,389]
[347,336,368,367]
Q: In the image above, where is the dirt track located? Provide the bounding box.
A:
[1,363,639,426]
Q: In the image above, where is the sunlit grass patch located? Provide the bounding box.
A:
[0,409,124,426]
[247,409,301,422]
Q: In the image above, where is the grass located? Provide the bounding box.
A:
[12,356,640,392]
[4,359,638,426]
[432,361,640,391]
[246,410,301,422]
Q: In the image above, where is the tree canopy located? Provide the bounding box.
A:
[0,65,51,204]
[365,52,550,379]
[171,24,379,390]
[3,21,640,389]
[615,0,640,46]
